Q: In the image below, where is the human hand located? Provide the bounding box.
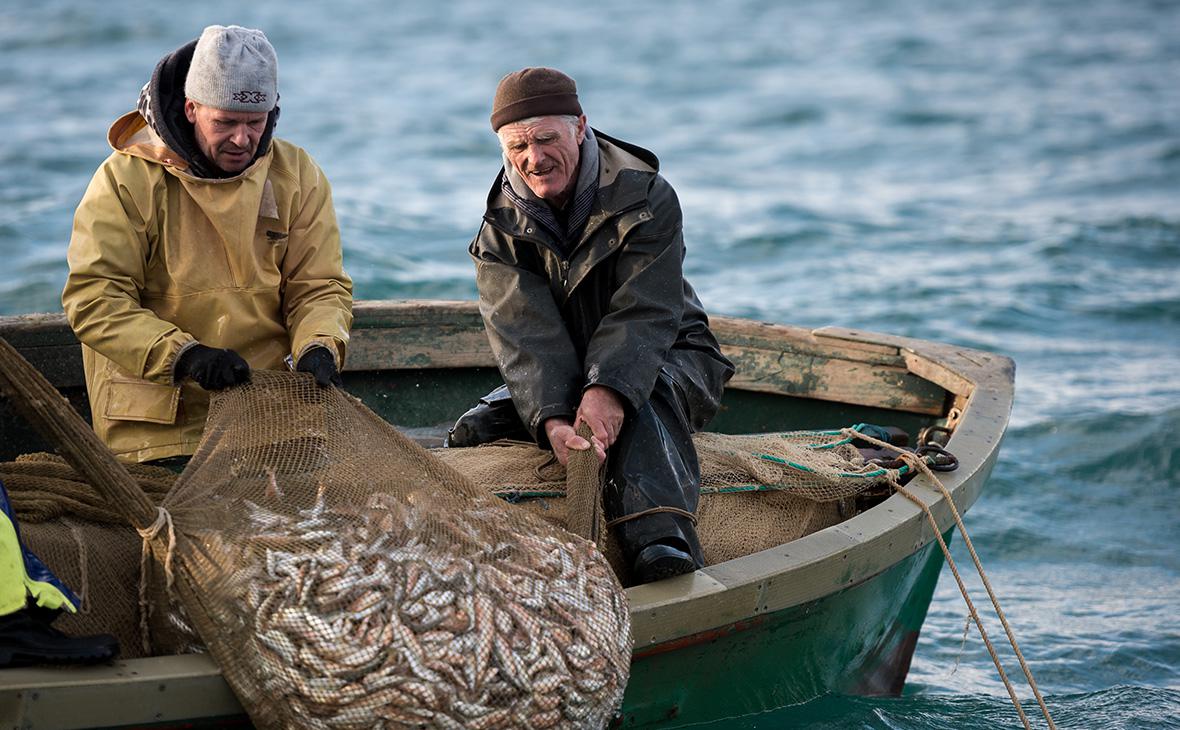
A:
[575,385,625,451]
[544,417,606,466]
[296,346,342,388]
[174,344,251,390]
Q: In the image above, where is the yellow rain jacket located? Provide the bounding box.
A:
[62,112,353,463]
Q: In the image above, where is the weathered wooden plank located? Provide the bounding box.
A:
[725,345,947,415]
[903,351,973,398]
[348,326,493,370]
[810,325,909,358]
[352,299,484,329]
[0,312,77,348]
[0,654,243,728]
[815,324,1013,400]
[353,303,914,368]
[346,327,945,414]
[0,302,949,413]
[348,302,945,411]
[716,317,907,366]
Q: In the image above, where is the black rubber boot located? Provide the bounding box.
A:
[632,542,698,584]
[445,385,533,447]
[0,607,119,667]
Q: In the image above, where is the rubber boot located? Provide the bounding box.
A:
[0,607,119,667]
[445,385,533,447]
[632,541,698,584]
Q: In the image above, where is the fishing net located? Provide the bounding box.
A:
[0,453,173,523]
[0,453,174,658]
[435,428,892,504]
[1,422,904,667]
[432,426,901,571]
[148,370,633,729]
[0,343,632,730]
[17,517,144,658]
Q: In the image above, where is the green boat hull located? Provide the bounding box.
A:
[617,537,947,727]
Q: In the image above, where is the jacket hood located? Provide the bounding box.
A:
[127,38,278,179]
[594,129,659,174]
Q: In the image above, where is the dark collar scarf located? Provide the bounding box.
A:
[136,39,279,180]
[502,127,600,251]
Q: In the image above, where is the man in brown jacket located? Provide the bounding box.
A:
[62,25,352,464]
[449,68,734,584]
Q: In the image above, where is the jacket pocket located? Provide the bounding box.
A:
[103,378,180,425]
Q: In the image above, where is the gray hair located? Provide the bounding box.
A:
[496,114,581,151]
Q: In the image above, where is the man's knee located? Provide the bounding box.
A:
[660,349,733,433]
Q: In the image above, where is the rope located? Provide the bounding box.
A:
[605,506,699,529]
[62,518,90,615]
[894,482,1032,729]
[533,453,566,482]
[845,428,1057,729]
[136,506,177,656]
[951,613,972,676]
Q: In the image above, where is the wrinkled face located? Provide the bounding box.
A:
[498,115,586,207]
[184,100,267,173]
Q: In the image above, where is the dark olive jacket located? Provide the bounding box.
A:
[469,130,732,440]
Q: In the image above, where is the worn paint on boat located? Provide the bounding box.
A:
[0,300,1013,729]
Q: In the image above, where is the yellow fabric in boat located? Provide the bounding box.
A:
[0,509,75,615]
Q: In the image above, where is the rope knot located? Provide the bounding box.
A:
[137,506,177,656]
[136,506,177,590]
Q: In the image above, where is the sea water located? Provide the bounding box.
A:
[1,1,1177,727]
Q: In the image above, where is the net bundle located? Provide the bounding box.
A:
[695,429,898,501]
[436,428,891,503]
[432,426,899,571]
[146,371,632,729]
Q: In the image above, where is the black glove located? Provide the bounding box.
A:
[296,346,342,388]
[174,344,251,390]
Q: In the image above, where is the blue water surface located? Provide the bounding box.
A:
[1,0,1178,727]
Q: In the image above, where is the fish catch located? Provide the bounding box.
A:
[181,490,632,729]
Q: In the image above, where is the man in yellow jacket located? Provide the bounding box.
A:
[62,25,353,463]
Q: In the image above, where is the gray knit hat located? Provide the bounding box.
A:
[184,25,278,112]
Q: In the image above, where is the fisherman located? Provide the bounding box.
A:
[448,68,735,584]
[0,478,118,666]
[62,25,353,464]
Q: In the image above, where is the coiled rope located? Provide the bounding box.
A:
[845,428,1057,730]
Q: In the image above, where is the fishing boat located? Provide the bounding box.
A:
[0,299,1013,729]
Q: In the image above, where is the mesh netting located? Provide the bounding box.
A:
[696,430,896,501]
[0,350,627,730]
[1,363,908,730]
[433,428,891,504]
[149,371,632,729]
[18,518,144,657]
[2,413,902,671]
[0,453,174,524]
[430,427,898,575]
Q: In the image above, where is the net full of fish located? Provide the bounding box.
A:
[208,487,631,729]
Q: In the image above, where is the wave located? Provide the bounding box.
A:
[691,686,1180,729]
[1005,408,1180,486]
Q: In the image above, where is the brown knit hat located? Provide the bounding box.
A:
[490,67,582,131]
